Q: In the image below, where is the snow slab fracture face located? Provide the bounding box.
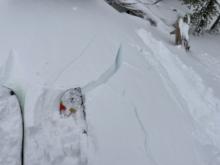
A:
[24,86,88,165]
[0,86,22,165]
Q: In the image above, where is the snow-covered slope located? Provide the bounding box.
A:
[0,0,220,165]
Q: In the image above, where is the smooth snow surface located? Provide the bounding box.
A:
[0,86,22,165]
[0,0,220,165]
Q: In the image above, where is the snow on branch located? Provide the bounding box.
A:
[106,0,158,26]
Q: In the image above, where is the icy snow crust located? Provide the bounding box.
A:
[0,86,22,165]
[0,0,220,165]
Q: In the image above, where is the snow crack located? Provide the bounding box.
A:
[53,35,96,84]
[82,45,123,93]
[132,106,158,165]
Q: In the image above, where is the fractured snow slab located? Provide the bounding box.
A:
[86,43,205,165]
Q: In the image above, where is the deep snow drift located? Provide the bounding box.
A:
[0,0,220,165]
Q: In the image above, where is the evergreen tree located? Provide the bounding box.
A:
[210,11,220,32]
[181,0,220,34]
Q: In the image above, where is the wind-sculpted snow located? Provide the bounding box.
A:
[137,28,220,164]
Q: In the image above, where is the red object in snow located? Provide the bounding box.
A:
[59,102,66,111]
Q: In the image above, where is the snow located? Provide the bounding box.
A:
[23,86,88,165]
[0,86,22,165]
[179,18,190,41]
[0,0,220,165]
[137,28,220,154]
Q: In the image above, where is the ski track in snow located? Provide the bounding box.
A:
[82,45,122,94]
[137,28,220,160]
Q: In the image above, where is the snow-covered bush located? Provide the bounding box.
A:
[105,0,157,26]
[181,0,220,34]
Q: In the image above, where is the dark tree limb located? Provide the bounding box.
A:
[113,0,164,6]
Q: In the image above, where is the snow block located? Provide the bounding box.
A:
[0,86,23,165]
